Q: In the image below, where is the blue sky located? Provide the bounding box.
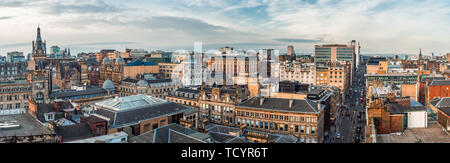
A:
[0,0,449,56]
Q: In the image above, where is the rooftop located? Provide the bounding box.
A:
[0,114,54,137]
[377,123,450,143]
[50,87,108,99]
[430,80,450,86]
[94,95,191,128]
[429,97,450,116]
[95,94,166,112]
[237,96,322,114]
[129,123,210,143]
[388,103,427,114]
[68,132,128,143]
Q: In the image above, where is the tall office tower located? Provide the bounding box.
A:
[314,42,356,86]
[287,45,296,61]
[351,40,361,69]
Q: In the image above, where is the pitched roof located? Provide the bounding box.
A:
[430,80,450,86]
[388,103,426,114]
[237,96,321,114]
[129,124,209,143]
[54,123,93,142]
[95,101,190,128]
[50,87,108,99]
[430,97,450,116]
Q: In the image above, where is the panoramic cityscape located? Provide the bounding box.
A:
[1,0,450,147]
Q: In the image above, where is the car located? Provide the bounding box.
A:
[356,126,361,133]
[354,136,360,143]
[336,133,341,139]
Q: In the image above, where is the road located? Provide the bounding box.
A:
[326,63,367,143]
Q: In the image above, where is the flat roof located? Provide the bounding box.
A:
[0,114,54,137]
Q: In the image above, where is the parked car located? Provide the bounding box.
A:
[336,133,341,139]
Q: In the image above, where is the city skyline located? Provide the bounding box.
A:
[1,0,450,55]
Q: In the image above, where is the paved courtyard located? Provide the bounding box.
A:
[377,123,450,143]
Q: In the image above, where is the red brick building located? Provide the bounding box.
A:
[425,80,450,107]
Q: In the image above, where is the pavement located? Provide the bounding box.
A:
[377,123,450,143]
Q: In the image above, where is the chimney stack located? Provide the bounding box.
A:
[260,97,265,106]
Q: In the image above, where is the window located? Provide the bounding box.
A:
[295,125,299,132]
[152,123,159,129]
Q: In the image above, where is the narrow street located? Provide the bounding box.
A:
[327,64,367,143]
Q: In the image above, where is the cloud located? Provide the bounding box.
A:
[67,42,137,47]
[0,42,29,49]
[0,16,13,20]
[46,0,122,15]
[1,0,450,55]
[273,38,323,43]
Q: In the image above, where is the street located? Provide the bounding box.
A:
[326,64,367,143]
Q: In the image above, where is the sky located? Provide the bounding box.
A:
[0,0,450,56]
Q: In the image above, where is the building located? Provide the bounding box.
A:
[129,123,211,143]
[99,57,125,91]
[159,62,183,82]
[0,61,28,78]
[424,80,450,107]
[279,61,315,85]
[28,100,75,126]
[287,45,296,61]
[235,96,325,143]
[352,40,361,69]
[145,52,172,64]
[314,43,356,84]
[327,61,351,91]
[49,85,115,104]
[418,76,445,104]
[119,78,180,98]
[0,78,31,110]
[365,74,417,88]
[67,132,128,143]
[29,26,47,70]
[123,60,159,79]
[429,98,450,132]
[7,51,26,63]
[53,61,89,90]
[91,94,192,137]
[204,124,298,143]
[366,87,428,134]
[366,60,388,75]
[28,70,51,104]
[166,87,200,108]
[0,113,56,143]
[198,85,250,128]
[129,49,148,58]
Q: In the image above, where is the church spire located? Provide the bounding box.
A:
[36,25,42,42]
[419,48,423,60]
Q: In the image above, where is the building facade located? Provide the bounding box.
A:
[198,85,250,128]
[0,79,31,110]
[235,96,325,143]
[279,61,315,85]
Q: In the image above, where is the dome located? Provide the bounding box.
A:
[102,58,111,64]
[116,57,125,64]
[137,80,148,87]
[102,79,115,90]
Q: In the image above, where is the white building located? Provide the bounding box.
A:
[279,61,316,85]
